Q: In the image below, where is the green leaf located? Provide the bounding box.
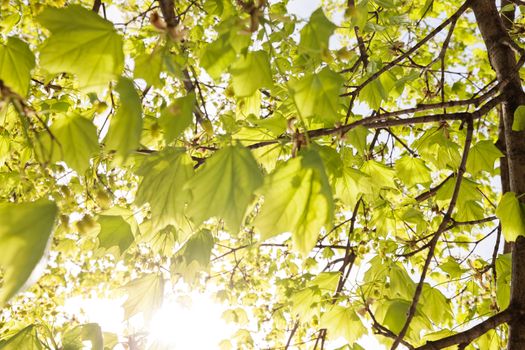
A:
[185,144,263,231]
[345,125,369,155]
[360,72,396,110]
[334,167,368,208]
[230,51,272,97]
[496,253,511,309]
[171,229,214,282]
[421,284,453,324]
[0,37,35,96]
[62,324,103,350]
[496,192,525,242]
[97,215,134,253]
[159,93,196,143]
[255,150,333,255]
[360,160,396,190]
[466,140,503,174]
[290,287,321,321]
[388,264,416,300]
[395,156,431,187]
[122,274,164,321]
[0,200,57,305]
[49,114,99,174]
[200,33,237,80]
[288,67,343,124]
[454,200,485,222]
[38,5,124,92]
[513,105,525,131]
[105,77,143,158]
[0,325,43,350]
[439,257,468,279]
[380,299,410,334]
[299,8,336,56]
[133,47,169,88]
[320,306,366,344]
[307,271,341,294]
[135,148,194,230]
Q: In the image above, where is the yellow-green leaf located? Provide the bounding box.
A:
[299,8,336,56]
[395,156,431,187]
[0,325,43,350]
[230,51,272,97]
[159,93,196,143]
[62,323,103,350]
[171,229,214,282]
[48,114,99,174]
[0,37,35,96]
[38,5,124,92]
[135,148,194,230]
[513,105,525,131]
[122,274,164,321]
[496,192,525,242]
[255,149,333,255]
[320,306,366,344]
[466,140,503,174]
[288,67,343,124]
[105,77,143,158]
[97,215,134,253]
[0,200,57,305]
[185,144,263,232]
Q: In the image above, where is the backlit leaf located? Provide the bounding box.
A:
[230,51,272,97]
[135,148,194,230]
[496,253,511,309]
[0,325,43,350]
[200,33,237,80]
[48,114,99,174]
[421,284,453,324]
[0,200,57,305]
[62,323,103,350]
[38,5,124,92]
[395,156,431,187]
[496,192,525,242]
[105,77,143,158]
[513,105,525,131]
[307,271,341,294]
[171,229,214,282]
[466,140,503,174]
[122,274,164,321]
[159,93,196,143]
[255,149,333,255]
[288,67,343,124]
[299,8,336,56]
[185,144,263,231]
[320,306,366,344]
[0,37,35,96]
[97,215,134,253]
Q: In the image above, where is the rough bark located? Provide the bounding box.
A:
[471,0,525,348]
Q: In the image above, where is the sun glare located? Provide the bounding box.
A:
[149,293,234,349]
[63,291,233,349]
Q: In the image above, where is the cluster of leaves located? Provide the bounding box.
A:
[0,0,522,349]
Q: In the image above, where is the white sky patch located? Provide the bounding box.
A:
[62,296,126,335]
[286,0,321,19]
[148,292,235,349]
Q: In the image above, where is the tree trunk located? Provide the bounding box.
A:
[471,0,525,348]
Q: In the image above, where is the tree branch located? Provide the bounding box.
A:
[391,116,475,349]
[157,0,179,27]
[341,0,473,97]
[415,309,512,350]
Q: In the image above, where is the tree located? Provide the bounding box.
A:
[0,0,525,348]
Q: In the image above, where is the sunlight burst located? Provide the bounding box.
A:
[149,293,234,349]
